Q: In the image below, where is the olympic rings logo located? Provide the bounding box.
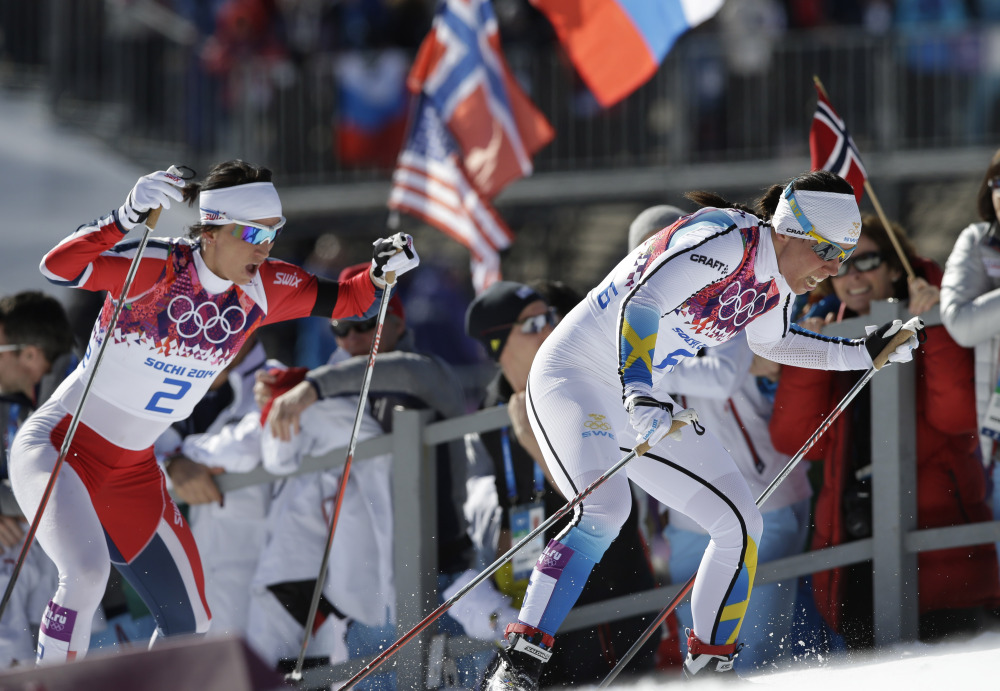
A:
[167,295,247,343]
[718,281,768,327]
[584,414,612,431]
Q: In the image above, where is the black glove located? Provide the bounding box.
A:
[863,317,924,369]
[370,232,419,285]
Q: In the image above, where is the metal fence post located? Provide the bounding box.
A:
[869,300,919,644]
[391,407,437,689]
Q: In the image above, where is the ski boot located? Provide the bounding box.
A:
[480,623,554,691]
[682,630,741,679]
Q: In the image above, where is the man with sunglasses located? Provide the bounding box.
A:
[12,162,421,664]
[480,171,926,690]
[463,281,661,685]
[0,291,75,666]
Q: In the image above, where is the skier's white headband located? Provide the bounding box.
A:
[198,182,282,225]
[771,184,862,247]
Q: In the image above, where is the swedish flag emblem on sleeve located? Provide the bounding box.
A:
[619,303,660,389]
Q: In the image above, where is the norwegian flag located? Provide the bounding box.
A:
[389,95,512,292]
[810,83,868,204]
[407,0,554,199]
[389,0,554,292]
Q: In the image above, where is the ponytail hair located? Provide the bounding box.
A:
[685,170,856,224]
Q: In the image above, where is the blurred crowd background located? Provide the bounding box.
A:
[2,0,1000,397]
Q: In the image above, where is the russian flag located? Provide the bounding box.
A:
[334,50,410,169]
[531,0,724,108]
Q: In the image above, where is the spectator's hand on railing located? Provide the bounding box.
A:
[0,515,25,550]
[907,276,940,316]
[266,380,318,442]
[749,354,781,382]
[166,455,224,506]
[253,369,278,410]
[799,312,833,334]
[508,391,562,494]
[508,392,542,458]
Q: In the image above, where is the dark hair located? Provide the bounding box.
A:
[859,214,920,300]
[182,160,274,240]
[0,291,75,363]
[684,170,856,223]
[527,279,583,320]
[976,148,1000,224]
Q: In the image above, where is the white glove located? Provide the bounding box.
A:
[863,317,923,369]
[370,232,419,286]
[441,569,519,643]
[117,169,186,230]
[625,393,699,447]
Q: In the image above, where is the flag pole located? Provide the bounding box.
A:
[813,75,916,281]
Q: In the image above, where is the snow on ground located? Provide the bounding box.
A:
[602,631,1000,691]
[0,88,196,298]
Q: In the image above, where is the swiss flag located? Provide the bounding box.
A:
[810,82,868,204]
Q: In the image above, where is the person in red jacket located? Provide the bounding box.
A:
[770,214,1000,648]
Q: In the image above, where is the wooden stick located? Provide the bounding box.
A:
[872,326,917,370]
[812,76,916,281]
[863,179,916,280]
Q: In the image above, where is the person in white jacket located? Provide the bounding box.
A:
[252,263,483,689]
[940,148,1000,569]
[247,373,387,679]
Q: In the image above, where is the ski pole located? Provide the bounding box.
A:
[334,416,696,690]
[0,166,189,622]
[598,322,921,686]
[286,270,398,683]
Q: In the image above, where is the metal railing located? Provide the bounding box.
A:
[213,300,1000,687]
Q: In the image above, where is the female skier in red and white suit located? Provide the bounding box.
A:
[10,161,419,663]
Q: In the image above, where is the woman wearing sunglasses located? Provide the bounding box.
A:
[770,215,999,652]
[483,171,925,688]
[10,160,419,664]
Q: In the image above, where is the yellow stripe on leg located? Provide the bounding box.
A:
[720,536,759,645]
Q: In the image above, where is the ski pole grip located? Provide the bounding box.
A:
[872,326,915,370]
[634,418,689,457]
[385,270,396,285]
[145,207,163,230]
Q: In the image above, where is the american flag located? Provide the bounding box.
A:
[389,95,512,292]
[389,0,553,292]
[810,82,868,204]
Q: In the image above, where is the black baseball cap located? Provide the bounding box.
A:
[465,281,545,360]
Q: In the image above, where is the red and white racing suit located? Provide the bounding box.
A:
[11,213,379,662]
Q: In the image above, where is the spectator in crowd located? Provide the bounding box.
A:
[0,292,75,667]
[478,170,923,688]
[940,148,1000,572]
[12,161,419,663]
[246,364,380,686]
[153,334,274,641]
[463,279,661,686]
[254,263,485,689]
[771,214,1000,648]
[627,207,814,673]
